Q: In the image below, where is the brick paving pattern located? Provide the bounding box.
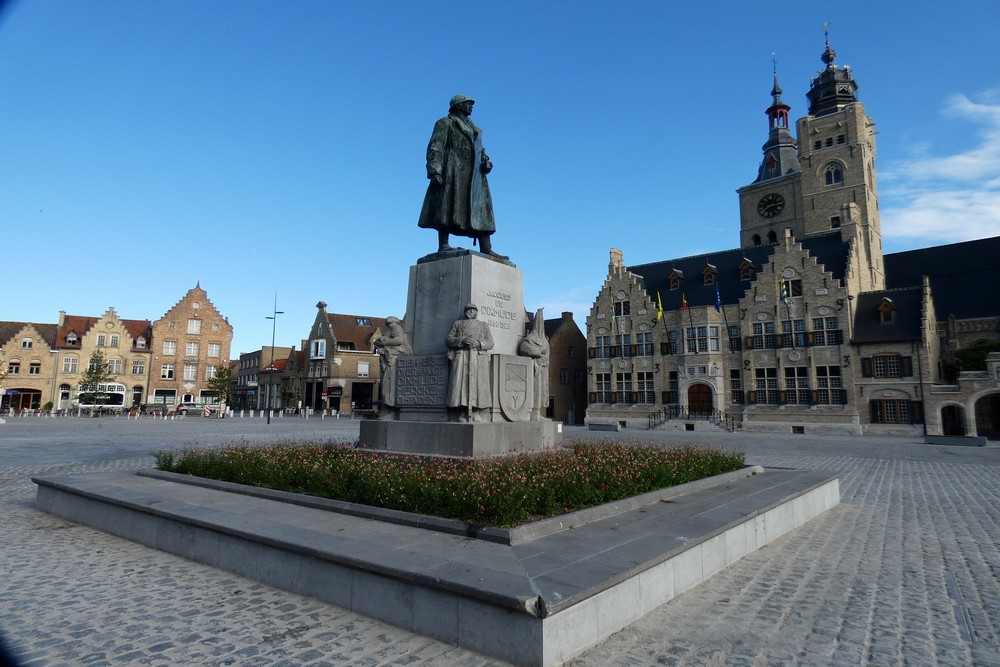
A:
[2,416,999,665]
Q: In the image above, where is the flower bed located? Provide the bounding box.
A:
[153,440,745,529]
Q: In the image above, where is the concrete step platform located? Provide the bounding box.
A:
[34,466,839,667]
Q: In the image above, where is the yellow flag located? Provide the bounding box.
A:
[656,291,664,321]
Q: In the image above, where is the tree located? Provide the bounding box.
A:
[205,363,233,417]
[79,351,112,408]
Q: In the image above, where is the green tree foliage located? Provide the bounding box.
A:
[954,341,1000,371]
[205,363,233,409]
[79,350,112,405]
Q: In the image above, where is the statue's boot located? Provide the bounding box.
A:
[478,234,508,260]
[438,230,455,252]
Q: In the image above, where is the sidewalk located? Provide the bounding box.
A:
[3,420,1000,665]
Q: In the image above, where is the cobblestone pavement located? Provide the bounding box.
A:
[2,416,1000,666]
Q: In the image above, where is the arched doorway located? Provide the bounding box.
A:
[974,393,1000,441]
[941,405,966,436]
[688,384,714,417]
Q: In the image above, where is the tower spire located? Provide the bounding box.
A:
[754,53,799,183]
[807,23,858,116]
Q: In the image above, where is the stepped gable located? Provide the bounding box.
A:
[627,232,849,311]
[852,287,924,343]
[884,235,1000,321]
[160,283,230,325]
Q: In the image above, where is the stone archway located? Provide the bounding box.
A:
[687,384,714,417]
[974,393,1000,441]
[941,405,966,436]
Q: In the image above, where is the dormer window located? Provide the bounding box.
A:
[739,259,757,282]
[355,317,372,326]
[668,269,684,291]
[702,264,718,286]
[66,333,78,346]
[878,297,897,324]
[135,336,146,349]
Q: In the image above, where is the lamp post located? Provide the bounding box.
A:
[265,294,283,424]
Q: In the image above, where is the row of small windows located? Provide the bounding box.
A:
[813,134,846,150]
[161,341,222,357]
[159,364,219,381]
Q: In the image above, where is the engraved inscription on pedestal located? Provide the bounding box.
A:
[395,354,449,407]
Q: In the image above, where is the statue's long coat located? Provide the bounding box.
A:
[418,113,495,237]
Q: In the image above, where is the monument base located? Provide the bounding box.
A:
[359,419,562,458]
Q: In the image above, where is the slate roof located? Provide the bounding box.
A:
[884,235,1000,321]
[0,322,58,349]
[852,287,924,343]
[627,232,850,311]
[327,314,388,351]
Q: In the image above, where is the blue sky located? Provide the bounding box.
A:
[2,1,998,356]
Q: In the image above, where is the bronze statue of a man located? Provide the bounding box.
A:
[418,95,506,259]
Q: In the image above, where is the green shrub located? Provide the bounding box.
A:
[152,440,745,528]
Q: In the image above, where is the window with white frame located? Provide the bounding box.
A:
[686,326,720,353]
[752,322,776,349]
[132,359,146,375]
[183,364,197,381]
[594,373,611,403]
[187,319,201,334]
[783,367,809,404]
[730,369,744,404]
[816,366,844,404]
[636,371,654,403]
[63,356,79,373]
[161,364,175,379]
[29,361,41,375]
[185,342,199,357]
[135,336,146,348]
[615,372,632,402]
[7,360,19,375]
[311,339,326,359]
[636,332,654,356]
[811,317,841,346]
[205,365,217,380]
[163,341,177,355]
[97,334,106,347]
[357,361,369,377]
[754,367,779,404]
[21,338,32,349]
[208,343,221,357]
[107,358,123,375]
[110,334,119,348]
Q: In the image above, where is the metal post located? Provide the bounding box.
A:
[265,293,283,425]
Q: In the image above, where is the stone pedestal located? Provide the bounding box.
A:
[405,251,525,355]
[359,419,561,458]
[358,249,562,458]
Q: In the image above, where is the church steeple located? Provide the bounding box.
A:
[806,25,858,117]
[754,55,800,183]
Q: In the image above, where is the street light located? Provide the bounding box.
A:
[265,294,283,424]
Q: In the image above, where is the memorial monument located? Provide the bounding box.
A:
[358,94,561,457]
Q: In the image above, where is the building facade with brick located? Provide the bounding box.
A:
[585,39,999,439]
[544,311,588,425]
[0,321,59,412]
[148,284,233,409]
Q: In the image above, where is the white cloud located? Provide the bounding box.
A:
[880,91,1000,245]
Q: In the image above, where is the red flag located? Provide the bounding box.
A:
[681,293,688,312]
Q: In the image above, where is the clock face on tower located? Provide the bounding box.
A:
[757,193,785,218]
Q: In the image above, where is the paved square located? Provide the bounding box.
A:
[2,415,999,665]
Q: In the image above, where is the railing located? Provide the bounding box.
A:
[648,405,737,432]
